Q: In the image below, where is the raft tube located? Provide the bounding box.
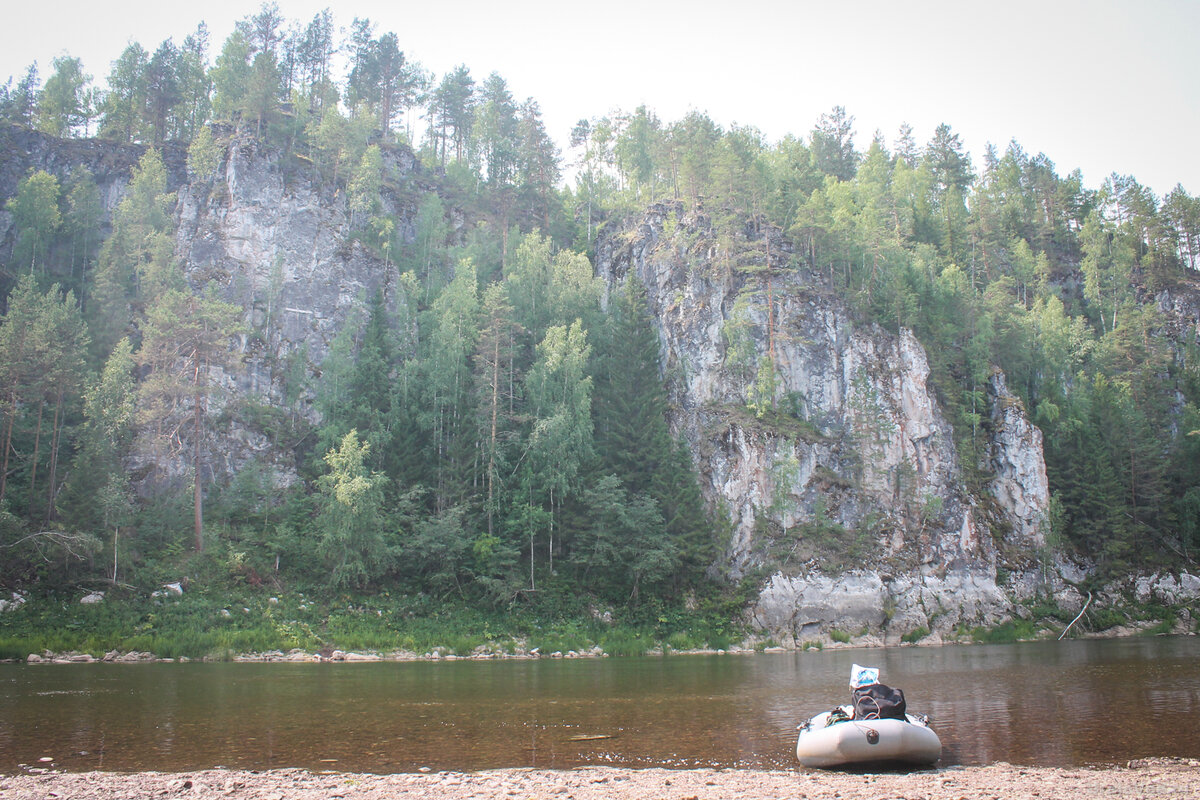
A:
[795,709,942,768]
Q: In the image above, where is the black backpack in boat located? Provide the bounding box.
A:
[852,682,907,720]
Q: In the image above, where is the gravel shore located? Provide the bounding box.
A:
[4,760,1198,800]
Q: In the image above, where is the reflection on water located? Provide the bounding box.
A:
[2,637,1198,773]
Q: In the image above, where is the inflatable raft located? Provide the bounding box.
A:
[795,706,942,768]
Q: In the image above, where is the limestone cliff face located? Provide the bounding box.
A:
[986,370,1049,550]
[595,202,1055,643]
[1,126,431,494]
[154,132,437,491]
[175,133,399,405]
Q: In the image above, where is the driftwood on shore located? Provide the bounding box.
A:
[1059,591,1094,640]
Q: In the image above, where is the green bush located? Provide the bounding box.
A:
[829,629,851,644]
[1084,607,1127,632]
[600,628,651,656]
[971,619,1037,644]
[665,631,700,651]
[446,634,484,656]
[0,571,754,662]
[0,636,39,660]
[528,623,592,654]
[706,631,735,651]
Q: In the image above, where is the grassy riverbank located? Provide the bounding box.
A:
[0,584,747,661]
[2,575,1189,662]
[5,761,1200,800]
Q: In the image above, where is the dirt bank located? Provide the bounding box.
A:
[3,760,1198,800]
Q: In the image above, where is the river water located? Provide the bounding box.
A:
[3,636,1198,773]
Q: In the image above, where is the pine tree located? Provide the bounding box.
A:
[144,40,182,145]
[87,149,177,363]
[575,474,675,604]
[210,30,253,126]
[811,105,858,182]
[0,63,39,127]
[99,44,148,143]
[137,283,244,552]
[924,123,975,263]
[429,65,474,165]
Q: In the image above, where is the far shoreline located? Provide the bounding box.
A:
[8,624,1195,666]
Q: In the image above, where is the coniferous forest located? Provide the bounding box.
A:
[1,4,1198,657]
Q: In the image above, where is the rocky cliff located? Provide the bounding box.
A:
[0,126,436,494]
[594,202,1064,644]
[5,129,1196,639]
[160,131,428,489]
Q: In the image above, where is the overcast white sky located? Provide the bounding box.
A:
[5,0,1198,197]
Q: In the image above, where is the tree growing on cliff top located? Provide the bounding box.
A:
[429,64,475,166]
[0,63,40,128]
[811,105,858,182]
[36,55,92,138]
[98,44,148,144]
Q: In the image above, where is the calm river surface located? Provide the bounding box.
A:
[3,637,1199,773]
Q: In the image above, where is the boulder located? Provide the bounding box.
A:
[0,591,27,613]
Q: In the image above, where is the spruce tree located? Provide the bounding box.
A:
[592,277,714,592]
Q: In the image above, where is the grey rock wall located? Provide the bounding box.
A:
[596,202,1054,640]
